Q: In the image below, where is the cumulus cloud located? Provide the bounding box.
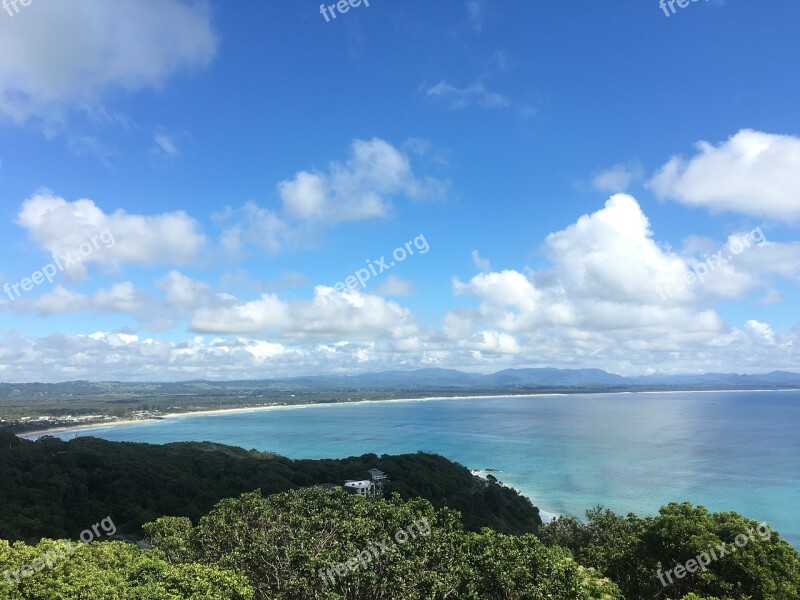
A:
[278,138,443,223]
[157,270,214,310]
[648,129,800,223]
[16,191,206,278]
[0,329,460,382]
[543,194,692,304]
[191,293,289,335]
[460,330,521,354]
[0,0,217,125]
[157,274,419,341]
[446,194,800,373]
[220,139,446,255]
[5,194,800,380]
[9,283,151,317]
[217,202,291,257]
[1,317,798,382]
[290,287,417,340]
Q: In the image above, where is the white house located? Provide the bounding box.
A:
[344,480,374,497]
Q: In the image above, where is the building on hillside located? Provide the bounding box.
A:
[343,480,375,497]
[368,468,388,492]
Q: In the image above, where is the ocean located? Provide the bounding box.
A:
[32,390,800,548]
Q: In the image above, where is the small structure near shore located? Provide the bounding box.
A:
[368,468,388,492]
[343,479,374,497]
[342,467,390,498]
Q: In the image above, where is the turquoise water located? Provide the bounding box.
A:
[36,391,800,548]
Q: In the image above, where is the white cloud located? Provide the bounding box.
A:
[591,162,644,192]
[1,317,799,382]
[445,194,800,374]
[278,138,442,224]
[221,139,446,255]
[5,193,800,380]
[471,250,491,273]
[426,80,509,110]
[648,129,800,223]
[16,191,206,278]
[378,275,416,297]
[543,194,692,305]
[0,0,217,126]
[454,269,541,332]
[745,320,775,344]
[0,330,439,382]
[155,274,418,341]
[8,282,150,317]
[191,293,289,335]
[157,270,213,310]
[460,331,520,354]
[288,287,417,340]
[217,202,290,257]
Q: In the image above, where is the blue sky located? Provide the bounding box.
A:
[1,0,799,381]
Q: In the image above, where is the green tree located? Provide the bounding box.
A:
[145,487,622,599]
[539,502,800,600]
[0,538,253,599]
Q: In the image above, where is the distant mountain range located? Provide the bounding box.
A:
[2,368,800,398]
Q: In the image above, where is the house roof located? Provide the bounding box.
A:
[344,480,372,487]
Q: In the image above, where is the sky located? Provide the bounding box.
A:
[1,0,799,382]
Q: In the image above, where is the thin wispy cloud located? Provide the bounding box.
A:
[152,132,181,158]
[425,80,509,109]
[592,161,644,193]
[466,0,486,32]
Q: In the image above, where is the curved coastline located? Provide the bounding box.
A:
[18,387,800,439]
[19,389,800,546]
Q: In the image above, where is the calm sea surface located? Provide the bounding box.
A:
[34,390,800,548]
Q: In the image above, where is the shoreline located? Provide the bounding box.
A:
[18,387,800,438]
[19,417,165,437]
[18,392,565,437]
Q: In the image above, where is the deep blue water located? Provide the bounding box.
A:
[35,390,800,548]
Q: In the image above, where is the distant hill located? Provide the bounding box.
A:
[2,368,798,434]
[2,367,799,396]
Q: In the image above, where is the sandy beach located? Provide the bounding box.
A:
[19,391,575,437]
[19,387,799,438]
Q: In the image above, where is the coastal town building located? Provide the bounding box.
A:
[341,468,390,498]
[368,468,388,492]
[343,480,374,497]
